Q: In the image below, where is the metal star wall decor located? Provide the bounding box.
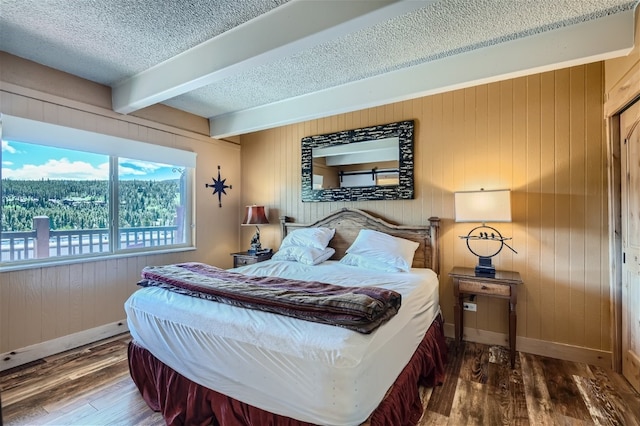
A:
[205,165,232,207]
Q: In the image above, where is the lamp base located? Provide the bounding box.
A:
[475,256,496,277]
[248,227,262,254]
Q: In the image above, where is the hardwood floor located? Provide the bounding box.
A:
[1,334,639,425]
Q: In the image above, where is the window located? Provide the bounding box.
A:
[117,158,188,249]
[1,114,196,266]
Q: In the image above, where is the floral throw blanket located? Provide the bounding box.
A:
[138,262,401,334]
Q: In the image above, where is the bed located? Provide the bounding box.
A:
[125,208,446,426]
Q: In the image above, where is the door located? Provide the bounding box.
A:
[620,102,640,393]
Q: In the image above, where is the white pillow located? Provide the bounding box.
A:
[345,229,419,272]
[280,227,335,250]
[272,246,335,265]
[339,253,404,272]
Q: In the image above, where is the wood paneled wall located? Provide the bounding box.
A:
[0,56,611,363]
[0,62,242,356]
[241,63,610,355]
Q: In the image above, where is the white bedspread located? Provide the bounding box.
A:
[125,260,440,426]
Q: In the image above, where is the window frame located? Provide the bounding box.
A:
[1,114,196,270]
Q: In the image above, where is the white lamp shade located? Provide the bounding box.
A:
[454,190,511,223]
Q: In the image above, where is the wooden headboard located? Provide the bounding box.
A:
[279,208,440,275]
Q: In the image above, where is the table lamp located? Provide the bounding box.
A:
[242,205,269,254]
[454,189,517,276]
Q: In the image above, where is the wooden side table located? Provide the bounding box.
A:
[449,266,523,368]
[231,251,273,268]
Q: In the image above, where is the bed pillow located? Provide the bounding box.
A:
[344,229,419,272]
[272,246,335,265]
[280,227,335,250]
[339,253,405,273]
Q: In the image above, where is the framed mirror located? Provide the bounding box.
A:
[301,120,414,202]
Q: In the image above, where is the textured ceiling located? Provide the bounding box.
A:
[1,0,638,138]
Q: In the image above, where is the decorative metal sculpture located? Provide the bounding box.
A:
[459,225,517,275]
[205,165,232,207]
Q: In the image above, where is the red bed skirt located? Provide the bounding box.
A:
[128,315,447,426]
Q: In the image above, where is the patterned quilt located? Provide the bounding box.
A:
[138,262,401,333]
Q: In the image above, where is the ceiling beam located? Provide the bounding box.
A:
[112,0,430,114]
[209,9,636,138]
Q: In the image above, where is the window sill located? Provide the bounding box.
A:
[0,246,196,273]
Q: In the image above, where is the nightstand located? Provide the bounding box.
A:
[231,251,273,268]
[449,266,523,368]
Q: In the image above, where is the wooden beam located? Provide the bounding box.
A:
[112,0,428,114]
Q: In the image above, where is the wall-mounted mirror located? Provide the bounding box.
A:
[302,120,414,202]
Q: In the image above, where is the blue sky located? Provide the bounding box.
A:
[2,140,180,181]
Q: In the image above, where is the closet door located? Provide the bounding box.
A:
[620,101,640,393]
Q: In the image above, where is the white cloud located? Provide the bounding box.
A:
[120,159,164,172]
[118,164,148,176]
[2,158,109,180]
[2,161,13,166]
[2,140,17,154]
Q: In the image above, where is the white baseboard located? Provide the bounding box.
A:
[443,322,612,369]
[1,320,129,372]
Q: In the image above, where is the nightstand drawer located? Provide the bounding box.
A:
[458,279,511,297]
[235,256,257,267]
[231,251,273,268]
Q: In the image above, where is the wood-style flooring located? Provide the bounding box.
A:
[1,334,639,425]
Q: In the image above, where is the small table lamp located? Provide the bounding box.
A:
[454,189,517,276]
[242,205,269,255]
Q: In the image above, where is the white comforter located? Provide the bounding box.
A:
[125,260,440,426]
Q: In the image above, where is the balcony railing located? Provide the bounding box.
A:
[1,216,179,262]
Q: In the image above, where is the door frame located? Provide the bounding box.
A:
[605,69,640,372]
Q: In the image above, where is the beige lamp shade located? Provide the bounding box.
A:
[242,205,269,225]
[454,190,511,223]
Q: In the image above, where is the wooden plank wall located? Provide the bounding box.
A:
[240,63,610,354]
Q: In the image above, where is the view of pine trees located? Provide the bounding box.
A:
[1,179,180,232]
